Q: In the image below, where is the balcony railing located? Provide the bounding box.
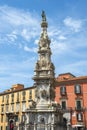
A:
[61,107,84,112]
[75,107,83,111]
[1,111,4,114]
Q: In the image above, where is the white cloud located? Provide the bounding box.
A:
[48,27,61,37]
[21,28,39,41]
[51,39,68,54]
[0,5,40,45]
[24,45,37,53]
[34,39,39,45]
[6,33,17,42]
[58,35,67,40]
[64,17,82,32]
[21,29,30,41]
[0,5,39,27]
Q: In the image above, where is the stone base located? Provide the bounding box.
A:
[25,106,66,130]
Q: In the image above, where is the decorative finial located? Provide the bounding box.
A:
[41,10,46,21]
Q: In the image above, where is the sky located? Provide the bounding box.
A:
[0,0,87,92]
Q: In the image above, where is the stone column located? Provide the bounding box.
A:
[34,123,37,130]
[45,123,48,130]
[51,123,54,130]
[24,124,27,130]
[25,113,29,124]
[17,126,19,130]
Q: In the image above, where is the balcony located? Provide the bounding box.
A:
[6,111,15,117]
[75,107,83,111]
[61,107,73,113]
[16,110,19,114]
[1,111,4,114]
[22,109,26,114]
[6,111,9,114]
[60,92,66,96]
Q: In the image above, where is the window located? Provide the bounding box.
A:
[61,101,66,109]
[2,96,4,102]
[22,102,26,111]
[11,93,14,97]
[17,92,19,102]
[76,100,82,110]
[11,93,14,102]
[60,86,66,95]
[15,115,18,122]
[77,113,83,121]
[22,91,26,100]
[6,105,9,112]
[11,104,14,112]
[16,103,20,112]
[1,105,4,112]
[6,95,9,104]
[29,90,32,99]
[75,84,81,94]
[22,91,26,96]
[22,115,25,122]
[17,92,19,97]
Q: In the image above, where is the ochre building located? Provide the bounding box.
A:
[0,84,35,130]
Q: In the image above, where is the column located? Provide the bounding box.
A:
[45,123,48,130]
[24,124,27,130]
[34,123,37,130]
[51,123,54,130]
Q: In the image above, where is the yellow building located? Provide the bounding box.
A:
[0,84,35,130]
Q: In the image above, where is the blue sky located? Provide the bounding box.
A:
[0,0,87,92]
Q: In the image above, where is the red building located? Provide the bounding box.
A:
[55,73,87,130]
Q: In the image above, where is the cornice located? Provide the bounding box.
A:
[0,86,35,96]
[56,76,87,86]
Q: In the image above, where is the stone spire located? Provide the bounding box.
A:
[25,11,65,130]
[33,11,55,107]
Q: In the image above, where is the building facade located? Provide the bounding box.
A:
[0,73,87,130]
[0,84,35,130]
[55,73,87,130]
